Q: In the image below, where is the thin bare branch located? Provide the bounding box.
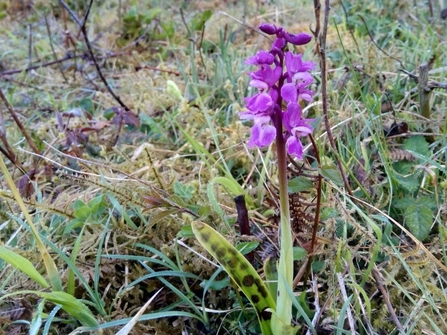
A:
[318,0,352,195]
[0,88,40,155]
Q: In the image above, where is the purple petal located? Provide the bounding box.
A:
[250,66,282,88]
[259,23,279,35]
[245,50,274,65]
[285,52,316,74]
[249,79,269,90]
[286,103,303,126]
[239,111,255,120]
[248,118,276,148]
[291,123,313,137]
[292,72,314,86]
[273,37,286,50]
[245,93,273,112]
[286,136,304,158]
[280,83,297,103]
[284,32,312,45]
[269,89,279,105]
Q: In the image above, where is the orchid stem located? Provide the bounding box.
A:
[274,100,293,326]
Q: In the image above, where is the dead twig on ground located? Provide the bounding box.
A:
[372,267,405,334]
[0,88,40,155]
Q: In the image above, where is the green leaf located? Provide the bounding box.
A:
[293,247,307,261]
[63,218,84,234]
[89,197,106,216]
[319,165,343,186]
[395,174,420,193]
[0,246,49,288]
[263,257,277,303]
[192,221,275,335]
[74,205,91,220]
[73,199,87,211]
[191,10,212,31]
[200,277,230,291]
[161,20,175,39]
[403,196,436,241]
[311,261,325,272]
[78,98,93,113]
[320,207,339,220]
[288,177,313,193]
[403,136,430,157]
[36,291,98,327]
[143,8,162,24]
[103,108,115,120]
[177,224,194,238]
[236,241,259,255]
[173,181,194,200]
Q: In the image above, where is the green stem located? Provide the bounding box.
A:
[274,107,293,326]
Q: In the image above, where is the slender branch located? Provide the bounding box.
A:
[0,53,76,75]
[340,1,361,55]
[135,65,181,76]
[0,88,40,155]
[418,56,435,120]
[44,15,68,83]
[358,15,406,69]
[0,103,25,171]
[308,135,322,255]
[58,0,82,26]
[60,0,132,112]
[79,0,94,37]
[319,0,352,195]
[372,267,405,333]
[311,0,321,42]
[302,135,323,285]
[27,24,33,68]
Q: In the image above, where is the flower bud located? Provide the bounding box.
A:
[259,23,278,35]
[284,32,312,45]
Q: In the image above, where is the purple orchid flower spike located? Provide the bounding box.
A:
[240,23,317,329]
[241,23,315,159]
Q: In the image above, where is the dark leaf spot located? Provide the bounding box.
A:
[242,275,255,286]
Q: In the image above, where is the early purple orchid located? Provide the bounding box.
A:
[241,23,315,159]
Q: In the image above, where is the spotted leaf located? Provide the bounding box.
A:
[192,221,276,335]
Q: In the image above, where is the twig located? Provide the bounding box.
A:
[0,103,25,171]
[60,0,132,112]
[418,56,435,120]
[340,1,361,55]
[372,267,405,334]
[179,8,192,38]
[336,273,356,333]
[198,23,209,81]
[0,53,76,75]
[358,15,407,69]
[135,65,181,76]
[44,15,68,83]
[308,135,322,256]
[27,24,33,68]
[318,0,352,195]
[0,88,40,155]
[78,0,94,37]
[311,0,321,44]
[302,134,323,285]
[58,0,82,26]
